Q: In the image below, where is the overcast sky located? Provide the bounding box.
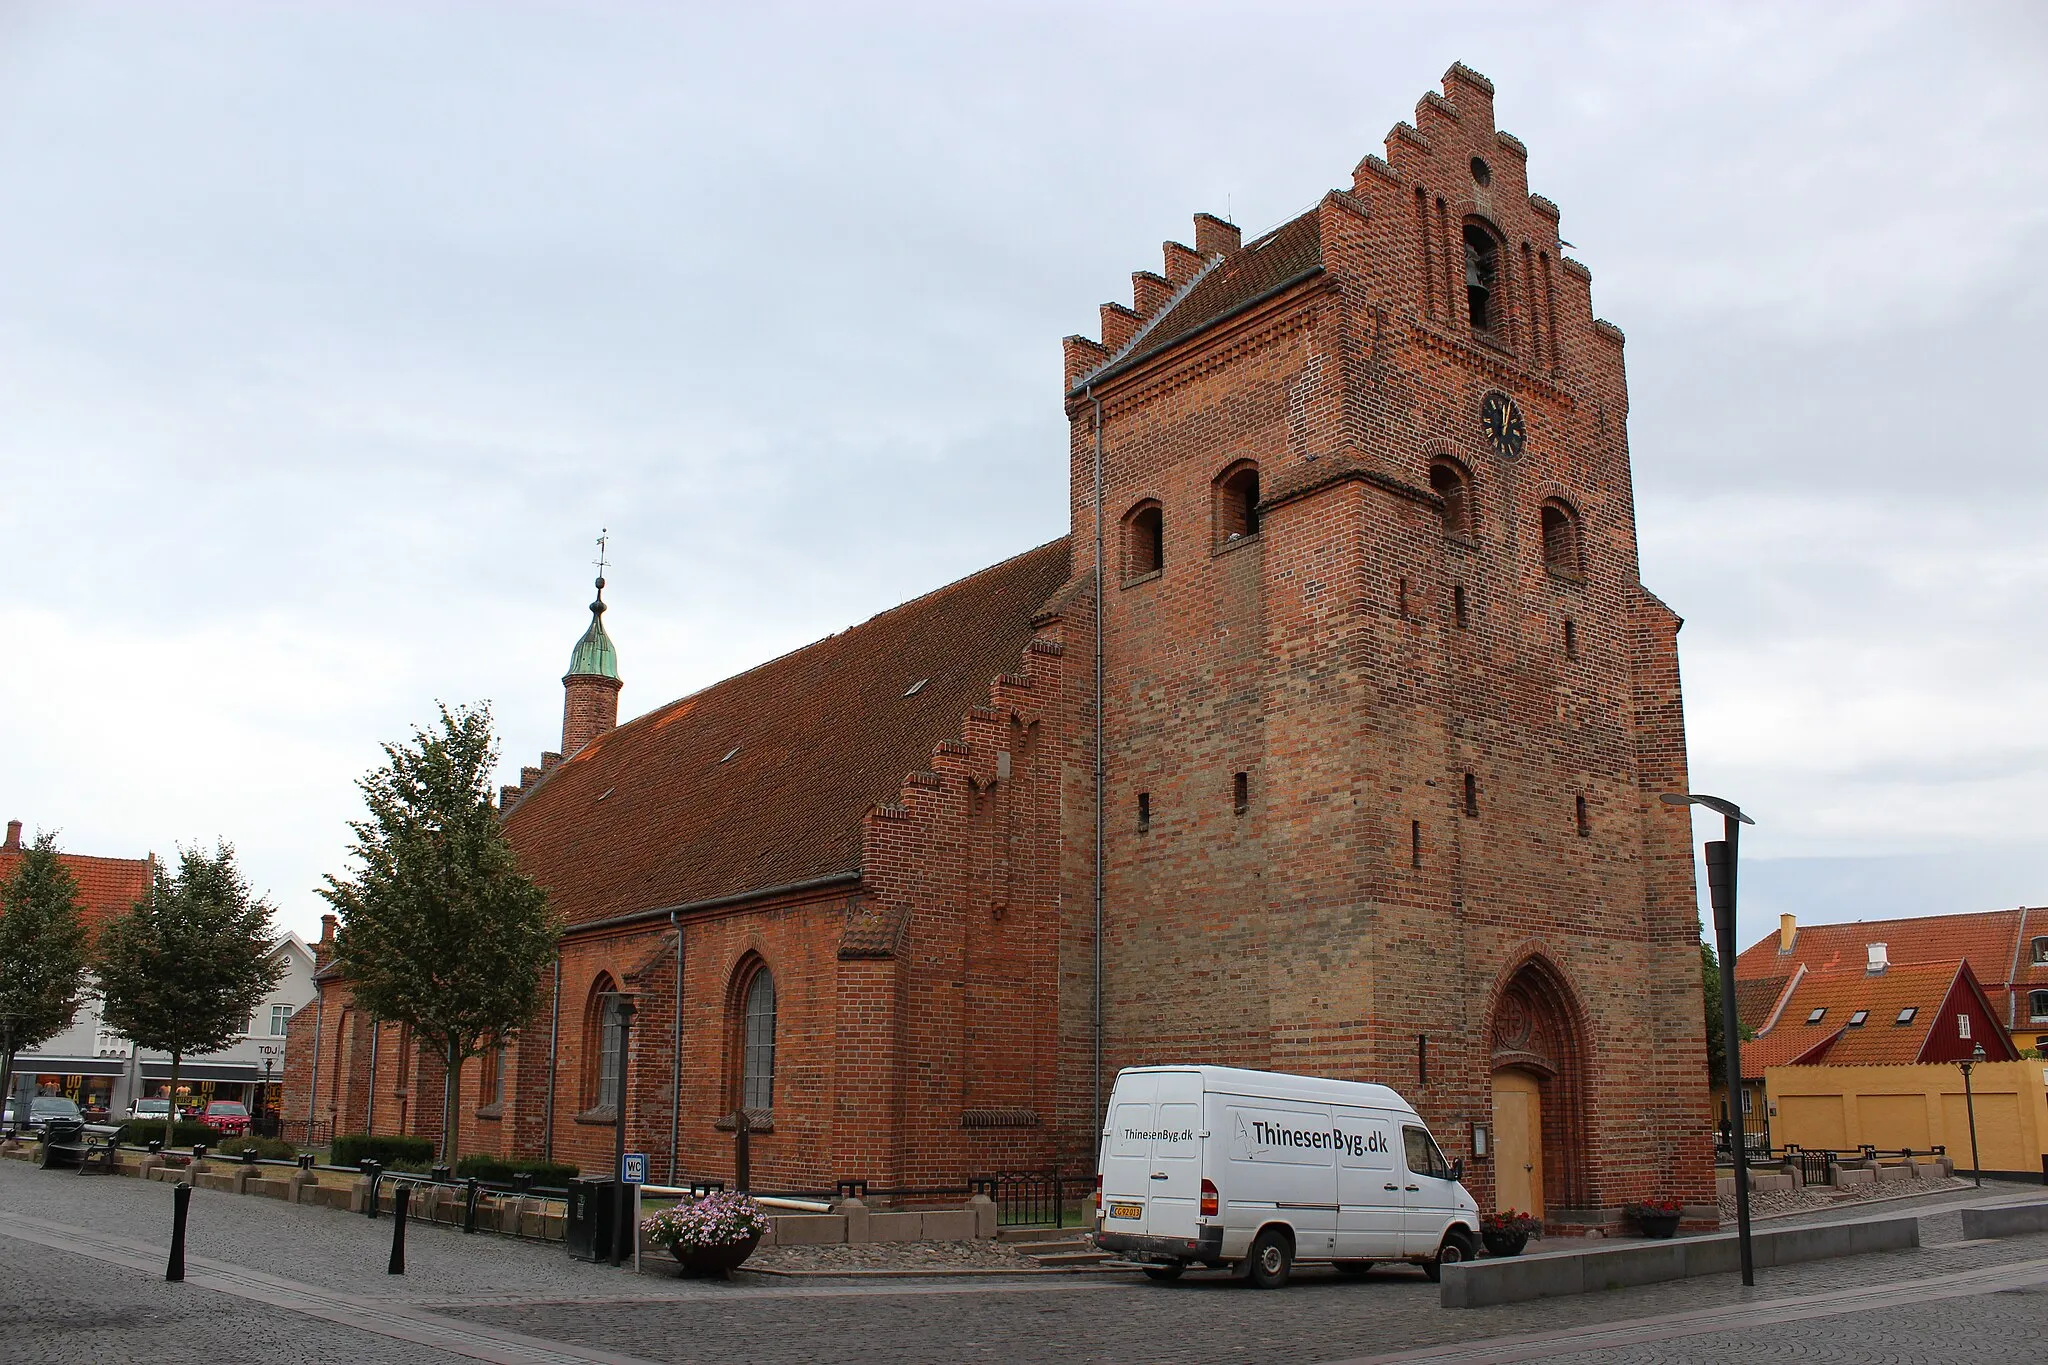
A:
[3,2,2043,954]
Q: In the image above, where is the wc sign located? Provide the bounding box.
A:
[621,1153,647,1185]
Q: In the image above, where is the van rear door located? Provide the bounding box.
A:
[1100,1073,1160,1235]
[1100,1071,1203,1241]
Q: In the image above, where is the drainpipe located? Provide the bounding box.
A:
[365,1019,379,1135]
[669,911,683,1184]
[306,993,324,1129]
[1089,385,1106,1139]
[543,954,562,1163]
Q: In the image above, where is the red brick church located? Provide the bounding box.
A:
[288,64,1713,1226]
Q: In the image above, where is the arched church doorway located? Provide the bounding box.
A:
[1488,955,1589,1217]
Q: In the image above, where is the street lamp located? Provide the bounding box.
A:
[263,1057,274,1137]
[1958,1041,1987,1189]
[1663,790,1758,1287]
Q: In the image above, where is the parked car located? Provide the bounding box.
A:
[200,1100,251,1136]
[129,1097,172,1122]
[3,1096,84,1132]
[78,1099,111,1124]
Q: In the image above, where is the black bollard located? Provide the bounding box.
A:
[388,1184,409,1275]
[166,1182,191,1281]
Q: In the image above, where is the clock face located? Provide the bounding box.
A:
[1479,390,1526,458]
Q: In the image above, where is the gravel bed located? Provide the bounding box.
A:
[744,1239,1048,1273]
[1718,1174,1969,1222]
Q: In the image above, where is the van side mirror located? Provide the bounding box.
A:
[1450,1157,1465,1184]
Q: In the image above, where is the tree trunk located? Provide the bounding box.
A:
[165,1050,181,1152]
[441,1043,461,1166]
[0,1027,16,1134]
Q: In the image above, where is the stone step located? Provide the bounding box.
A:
[1028,1250,1111,1267]
[1008,1234,1094,1250]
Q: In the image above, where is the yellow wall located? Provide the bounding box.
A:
[1764,1062,2048,1174]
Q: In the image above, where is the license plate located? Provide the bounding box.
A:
[1109,1201,1144,1220]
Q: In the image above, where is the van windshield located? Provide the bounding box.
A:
[1403,1125,1452,1181]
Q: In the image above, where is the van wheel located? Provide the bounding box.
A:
[1333,1260,1372,1277]
[1142,1264,1185,1281]
[1423,1229,1474,1283]
[1245,1228,1294,1289]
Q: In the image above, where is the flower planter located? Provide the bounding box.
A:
[670,1229,762,1277]
[1481,1230,1529,1257]
[1637,1212,1680,1239]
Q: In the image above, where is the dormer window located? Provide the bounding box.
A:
[1464,223,1500,335]
[2033,935,2048,965]
[2030,990,2048,1022]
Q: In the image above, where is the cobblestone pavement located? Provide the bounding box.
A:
[2,1160,2044,1363]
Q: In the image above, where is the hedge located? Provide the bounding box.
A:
[219,1135,298,1160]
[114,1119,223,1147]
[330,1133,436,1169]
[453,1154,579,1187]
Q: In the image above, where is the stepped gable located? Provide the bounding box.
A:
[503,538,1072,926]
[1071,211,1324,392]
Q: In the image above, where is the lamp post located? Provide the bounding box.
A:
[608,994,636,1268]
[263,1057,274,1138]
[1958,1041,1987,1189]
[1662,790,1757,1287]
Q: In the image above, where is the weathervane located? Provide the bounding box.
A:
[592,529,610,612]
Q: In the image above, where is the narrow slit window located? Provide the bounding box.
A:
[1137,792,1151,833]
[1453,585,1469,630]
[1575,794,1590,837]
[1410,820,1422,868]
[1462,773,1478,818]
[1563,618,1578,659]
[1232,772,1249,817]
[1398,577,1410,618]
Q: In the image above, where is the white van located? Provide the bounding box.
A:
[1093,1065,1479,1288]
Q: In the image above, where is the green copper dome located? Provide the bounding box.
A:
[566,578,619,679]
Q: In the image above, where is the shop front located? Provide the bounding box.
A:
[18,1059,125,1122]
[140,1060,265,1119]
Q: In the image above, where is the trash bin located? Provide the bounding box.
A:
[565,1178,618,1262]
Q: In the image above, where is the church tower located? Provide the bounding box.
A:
[561,570,621,758]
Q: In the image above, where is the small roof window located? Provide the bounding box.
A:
[1894,1007,1917,1025]
[1848,1009,1869,1027]
[1805,1007,1826,1025]
[903,678,928,697]
[720,746,741,764]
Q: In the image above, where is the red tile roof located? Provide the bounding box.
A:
[0,846,153,941]
[503,539,1072,927]
[1740,960,2014,1070]
[1737,909,2023,982]
[1734,974,1791,1035]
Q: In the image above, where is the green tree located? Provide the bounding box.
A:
[96,843,285,1150]
[1702,939,1755,1092]
[320,703,559,1162]
[0,832,91,1122]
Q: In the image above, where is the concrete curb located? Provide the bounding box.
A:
[1959,1201,2048,1239]
[1439,1213,1919,1308]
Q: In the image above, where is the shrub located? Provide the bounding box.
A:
[453,1154,578,1187]
[330,1133,436,1169]
[641,1192,767,1252]
[114,1119,222,1148]
[219,1135,298,1161]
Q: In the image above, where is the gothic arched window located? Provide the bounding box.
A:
[1124,501,1164,579]
[583,974,621,1112]
[741,966,776,1111]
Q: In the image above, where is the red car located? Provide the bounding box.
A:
[201,1100,251,1136]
